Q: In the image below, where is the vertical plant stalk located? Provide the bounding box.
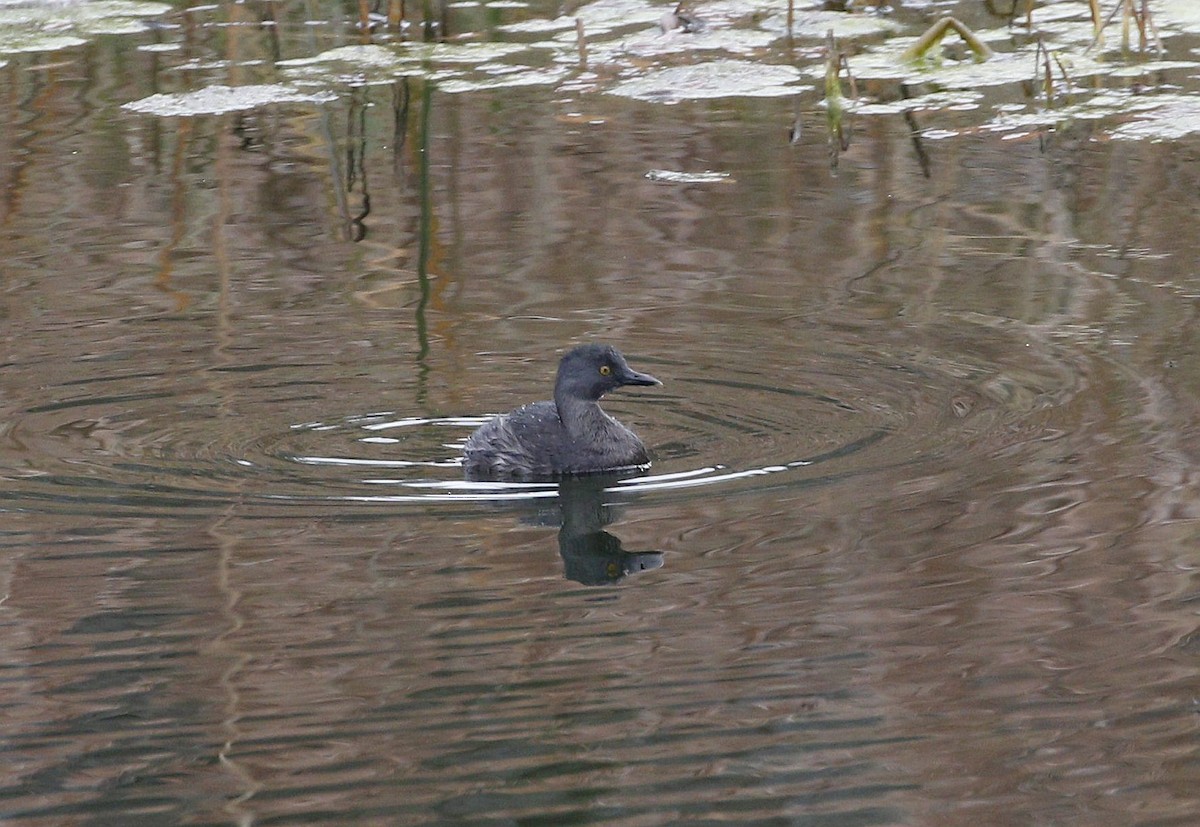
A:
[841,52,858,101]
[1084,0,1099,43]
[1031,37,1073,110]
[1087,0,1103,47]
[824,31,842,116]
[1034,37,1053,107]
[824,30,853,165]
[1121,0,1132,53]
[1051,52,1072,104]
[1088,0,1161,56]
[1138,0,1163,56]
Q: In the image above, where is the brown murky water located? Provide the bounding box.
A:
[2,1,1199,825]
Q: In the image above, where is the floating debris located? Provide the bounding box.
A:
[123,84,335,116]
[0,0,169,55]
[1108,93,1200,141]
[437,66,572,93]
[645,169,733,183]
[279,44,406,69]
[610,60,801,102]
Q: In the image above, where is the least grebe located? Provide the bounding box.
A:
[464,344,661,478]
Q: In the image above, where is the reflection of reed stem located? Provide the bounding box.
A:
[1122,0,1131,53]
[1033,38,1049,106]
[347,88,371,242]
[1088,0,1161,57]
[575,18,588,70]
[422,0,445,40]
[415,80,434,391]
[1138,0,1162,56]
[1087,0,1102,46]
[357,0,371,42]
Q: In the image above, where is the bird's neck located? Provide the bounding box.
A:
[554,393,610,439]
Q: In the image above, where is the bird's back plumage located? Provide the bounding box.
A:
[463,344,658,479]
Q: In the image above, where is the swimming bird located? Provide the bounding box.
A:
[659,2,706,33]
[464,344,661,479]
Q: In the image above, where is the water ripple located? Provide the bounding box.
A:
[0,335,1079,516]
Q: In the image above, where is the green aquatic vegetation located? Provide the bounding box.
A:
[900,16,993,64]
[827,0,1200,142]
[847,43,1104,90]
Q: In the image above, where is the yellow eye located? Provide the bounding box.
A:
[599,365,612,376]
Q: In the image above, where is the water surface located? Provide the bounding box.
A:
[2,1,1199,825]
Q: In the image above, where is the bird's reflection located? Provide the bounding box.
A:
[549,476,664,586]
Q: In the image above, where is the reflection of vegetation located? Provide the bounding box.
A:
[356,0,406,36]
[1032,37,1071,109]
[1088,0,1162,56]
[414,78,434,388]
[81,0,1200,144]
